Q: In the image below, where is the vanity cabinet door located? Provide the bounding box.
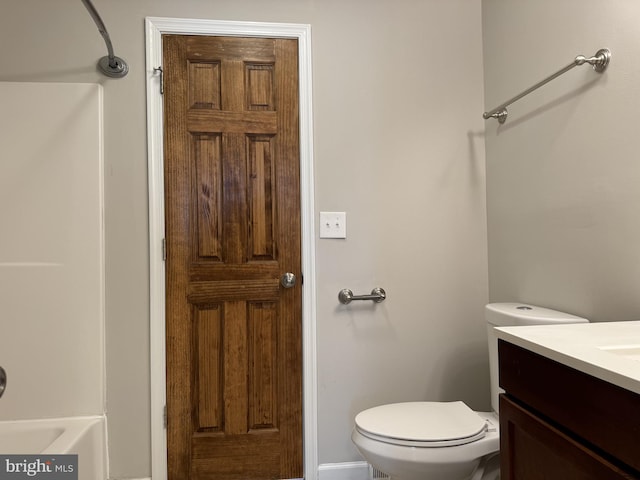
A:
[499,340,640,472]
[500,395,639,480]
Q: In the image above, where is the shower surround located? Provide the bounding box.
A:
[0,82,106,477]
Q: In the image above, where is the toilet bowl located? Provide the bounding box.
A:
[352,401,499,480]
[351,303,589,480]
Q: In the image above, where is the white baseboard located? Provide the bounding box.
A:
[109,478,151,480]
[117,464,372,480]
[318,461,371,480]
[112,465,366,480]
[116,464,366,480]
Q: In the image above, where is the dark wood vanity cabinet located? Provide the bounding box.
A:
[498,340,640,480]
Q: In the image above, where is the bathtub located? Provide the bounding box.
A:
[0,416,107,480]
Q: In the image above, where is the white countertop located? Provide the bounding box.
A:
[495,321,640,395]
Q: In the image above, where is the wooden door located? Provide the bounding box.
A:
[163,34,303,480]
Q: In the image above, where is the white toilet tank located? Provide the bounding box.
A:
[486,303,588,413]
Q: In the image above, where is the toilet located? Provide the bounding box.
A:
[351,303,588,480]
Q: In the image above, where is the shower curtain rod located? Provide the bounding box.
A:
[483,48,611,124]
[81,0,129,78]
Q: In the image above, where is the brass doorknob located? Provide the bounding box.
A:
[280,272,296,288]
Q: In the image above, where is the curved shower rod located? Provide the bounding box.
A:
[483,48,611,124]
[81,0,129,78]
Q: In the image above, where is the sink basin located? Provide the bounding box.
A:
[598,345,640,362]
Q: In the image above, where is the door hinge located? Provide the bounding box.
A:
[163,405,167,429]
[154,66,164,95]
[162,238,166,261]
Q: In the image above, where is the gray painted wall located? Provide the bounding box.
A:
[0,1,487,477]
[483,0,640,322]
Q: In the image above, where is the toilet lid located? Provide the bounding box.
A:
[355,401,487,447]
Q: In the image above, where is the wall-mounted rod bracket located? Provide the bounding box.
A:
[338,288,386,305]
[81,0,129,78]
[483,48,611,124]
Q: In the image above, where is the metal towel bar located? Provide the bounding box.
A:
[338,288,386,305]
[483,48,611,124]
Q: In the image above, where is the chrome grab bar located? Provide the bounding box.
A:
[483,48,611,124]
[338,288,386,305]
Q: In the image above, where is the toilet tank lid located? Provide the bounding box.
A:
[485,303,588,327]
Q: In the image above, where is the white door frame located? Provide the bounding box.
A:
[145,17,317,480]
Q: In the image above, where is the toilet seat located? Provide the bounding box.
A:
[355,401,487,447]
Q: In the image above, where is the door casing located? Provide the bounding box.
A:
[145,17,317,480]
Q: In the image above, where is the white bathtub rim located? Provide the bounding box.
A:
[0,414,105,426]
[0,415,106,454]
[44,415,105,454]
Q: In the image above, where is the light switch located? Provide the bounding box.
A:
[319,211,347,238]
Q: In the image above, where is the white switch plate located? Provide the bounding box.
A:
[319,211,347,238]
